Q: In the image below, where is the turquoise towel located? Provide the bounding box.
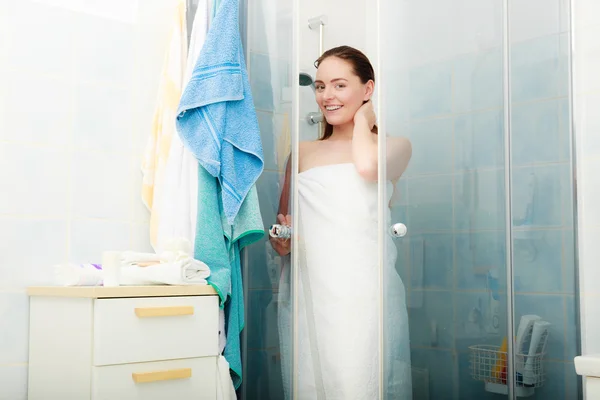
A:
[194,164,264,389]
[177,0,263,224]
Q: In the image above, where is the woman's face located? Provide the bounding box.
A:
[314,57,373,127]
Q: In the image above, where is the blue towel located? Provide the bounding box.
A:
[194,164,264,389]
[177,0,263,224]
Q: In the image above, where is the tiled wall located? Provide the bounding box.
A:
[0,1,177,397]
[574,0,600,385]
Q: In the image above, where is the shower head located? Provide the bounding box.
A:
[299,72,315,91]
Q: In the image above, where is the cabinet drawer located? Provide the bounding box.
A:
[92,357,217,400]
[93,295,219,366]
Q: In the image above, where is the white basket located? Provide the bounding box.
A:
[469,344,545,397]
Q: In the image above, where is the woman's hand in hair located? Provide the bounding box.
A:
[354,99,376,131]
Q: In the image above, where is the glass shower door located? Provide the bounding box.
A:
[378,0,510,399]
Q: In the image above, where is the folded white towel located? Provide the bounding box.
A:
[54,263,103,287]
[120,258,210,286]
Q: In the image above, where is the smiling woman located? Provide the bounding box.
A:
[271,45,414,399]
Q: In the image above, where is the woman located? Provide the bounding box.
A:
[272,45,413,399]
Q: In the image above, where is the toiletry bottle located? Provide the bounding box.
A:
[486,269,500,334]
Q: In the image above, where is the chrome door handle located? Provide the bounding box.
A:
[389,223,407,238]
[269,224,292,239]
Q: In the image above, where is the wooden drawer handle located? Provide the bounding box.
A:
[134,306,194,318]
[132,368,192,383]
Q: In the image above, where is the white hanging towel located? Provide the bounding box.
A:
[155,0,209,253]
[216,356,237,400]
[141,0,188,249]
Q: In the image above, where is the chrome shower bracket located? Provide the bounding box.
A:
[308,15,328,56]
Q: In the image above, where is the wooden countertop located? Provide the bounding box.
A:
[27,285,217,298]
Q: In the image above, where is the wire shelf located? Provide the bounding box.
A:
[469,344,545,391]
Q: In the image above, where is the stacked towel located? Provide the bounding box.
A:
[176,0,264,224]
[141,0,188,250]
[120,238,209,285]
[120,258,209,286]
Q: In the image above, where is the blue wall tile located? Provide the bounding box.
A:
[558,98,571,162]
[454,292,508,353]
[453,47,503,113]
[257,111,289,173]
[532,361,566,400]
[565,362,581,400]
[246,239,273,290]
[409,61,453,119]
[249,52,289,112]
[512,165,564,228]
[513,230,563,293]
[409,291,454,349]
[410,348,456,399]
[256,171,284,226]
[405,117,453,176]
[455,232,506,291]
[560,163,574,228]
[246,349,285,399]
[410,234,453,289]
[407,176,453,232]
[457,352,502,400]
[563,230,576,294]
[454,110,504,171]
[558,33,570,98]
[454,169,506,231]
[512,100,562,165]
[514,294,566,361]
[511,35,561,103]
[247,290,277,349]
[565,296,578,362]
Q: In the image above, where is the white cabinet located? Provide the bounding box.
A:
[27,285,219,400]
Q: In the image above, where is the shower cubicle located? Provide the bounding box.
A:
[242,0,580,398]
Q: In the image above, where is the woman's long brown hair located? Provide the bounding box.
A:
[314,45,378,140]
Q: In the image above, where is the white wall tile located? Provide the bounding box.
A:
[0,217,67,289]
[130,222,154,253]
[2,73,73,146]
[73,12,136,84]
[249,0,292,58]
[0,1,175,398]
[573,23,600,94]
[3,1,76,76]
[70,151,133,220]
[0,143,69,217]
[33,0,139,24]
[69,218,131,263]
[0,364,27,400]
[510,0,561,42]
[0,292,29,364]
[73,83,134,152]
[574,0,600,29]
[575,93,600,159]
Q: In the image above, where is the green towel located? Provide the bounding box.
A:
[194,164,264,389]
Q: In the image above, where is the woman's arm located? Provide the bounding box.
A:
[352,101,412,182]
